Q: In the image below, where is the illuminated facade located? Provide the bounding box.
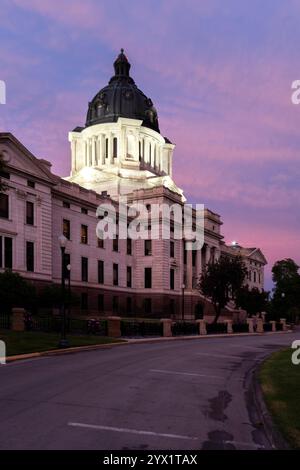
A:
[0,51,267,320]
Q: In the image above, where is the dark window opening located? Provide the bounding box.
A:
[63,219,70,240]
[144,267,152,288]
[26,241,34,272]
[26,201,34,225]
[81,257,88,282]
[113,263,118,286]
[127,266,132,288]
[0,193,9,219]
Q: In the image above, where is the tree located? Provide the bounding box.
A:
[271,259,300,322]
[198,255,247,323]
[38,284,79,309]
[236,286,269,317]
[0,270,36,313]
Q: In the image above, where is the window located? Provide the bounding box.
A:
[63,219,70,240]
[254,271,257,283]
[113,137,118,158]
[0,170,10,180]
[27,180,35,188]
[98,260,104,284]
[170,268,175,290]
[64,253,70,279]
[98,294,104,312]
[0,236,12,268]
[98,236,104,249]
[127,238,132,255]
[81,257,88,282]
[144,267,152,288]
[81,224,88,244]
[144,240,152,256]
[113,263,118,286]
[127,266,132,288]
[144,298,152,315]
[126,297,132,315]
[105,138,108,158]
[81,207,88,214]
[0,193,9,219]
[113,296,118,314]
[170,240,175,258]
[63,201,70,208]
[192,250,197,267]
[139,141,142,161]
[113,235,119,252]
[81,293,88,310]
[26,241,34,272]
[26,201,34,225]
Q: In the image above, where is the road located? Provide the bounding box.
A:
[0,331,298,450]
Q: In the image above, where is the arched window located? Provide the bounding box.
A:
[113,137,117,158]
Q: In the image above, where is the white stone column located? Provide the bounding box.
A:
[92,136,96,166]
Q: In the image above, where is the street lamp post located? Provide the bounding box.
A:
[58,235,69,349]
[181,283,185,321]
[66,263,71,317]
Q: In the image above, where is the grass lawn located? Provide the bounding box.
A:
[0,329,125,357]
[259,348,300,448]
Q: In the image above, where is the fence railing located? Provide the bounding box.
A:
[0,313,10,329]
[24,315,108,336]
[121,320,163,337]
[171,321,198,336]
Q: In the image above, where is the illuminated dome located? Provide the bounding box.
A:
[85,49,160,133]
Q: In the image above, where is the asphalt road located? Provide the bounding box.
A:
[0,331,298,450]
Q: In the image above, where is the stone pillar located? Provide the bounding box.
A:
[205,245,211,265]
[107,316,121,338]
[270,320,276,332]
[196,319,207,335]
[161,318,172,337]
[247,318,254,333]
[280,318,287,331]
[225,320,233,334]
[257,318,264,333]
[11,308,26,332]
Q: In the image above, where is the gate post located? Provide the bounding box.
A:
[161,319,172,337]
[11,308,26,332]
[107,316,121,338]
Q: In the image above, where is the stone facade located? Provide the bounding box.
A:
[0,52,267,320]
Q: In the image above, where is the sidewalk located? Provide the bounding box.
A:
[4,330,292,364]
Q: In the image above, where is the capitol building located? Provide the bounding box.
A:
[0,50,267,320]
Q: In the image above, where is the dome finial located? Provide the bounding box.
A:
[114,48,130,77]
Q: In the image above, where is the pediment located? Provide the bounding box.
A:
[0,133,56,185]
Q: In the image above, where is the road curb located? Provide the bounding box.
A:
[5,330,292,363]
[251,356,290,450]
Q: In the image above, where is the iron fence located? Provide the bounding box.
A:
[0,313,10,329]
[171,321,198,336]
[121,320,163,337]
